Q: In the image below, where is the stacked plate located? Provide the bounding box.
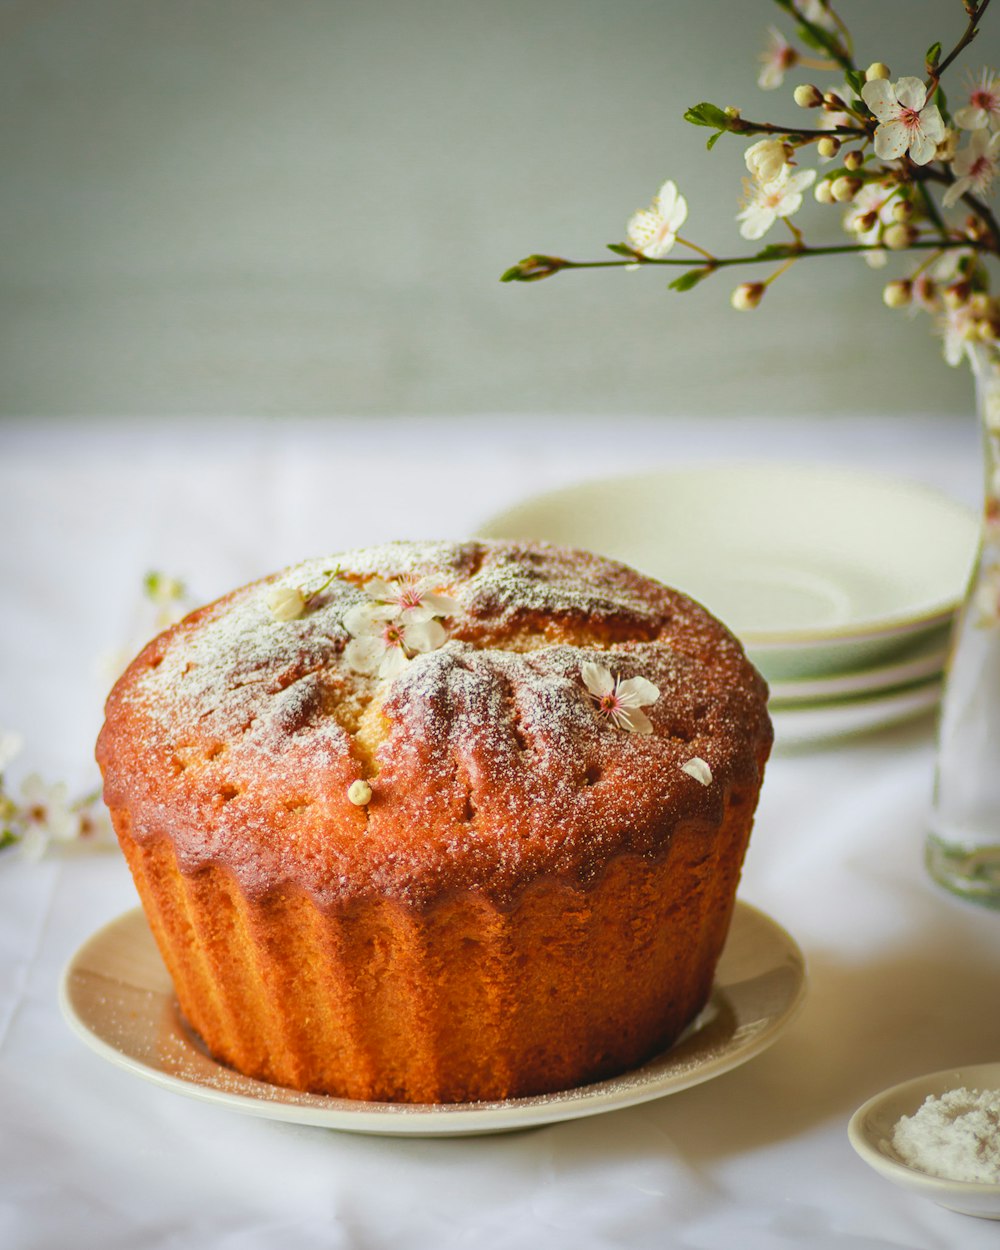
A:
[477,462,979,746]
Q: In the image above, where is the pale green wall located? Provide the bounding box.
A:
[0,0,981,417]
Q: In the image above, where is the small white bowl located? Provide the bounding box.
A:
[848,1063,1000,1220]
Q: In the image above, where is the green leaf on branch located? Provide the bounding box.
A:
[845,69,866,99]
[606,243,640,258]
[926,40,942,70]
[499,254,568,282]
[934,83,951,125]
[668,267,712,292]
[684,102,733,131]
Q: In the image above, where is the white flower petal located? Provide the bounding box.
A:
[873,120,910,161]
[861,78,897,122]
[943,176,971,208]
[615,676,660,708]
[417,592,460,618]
[655,180,688,231]
[363,578,398,601]
[736,204,776,240]
[908,129,939,166]
[378,646,410,679]
[343,601,390,637]
[402,618,447,654]
[614,707,654,735]
[893,76,928,112]
[954,104,989,130]
[681,757,713,786]
[581,661,614,697]
[0,730,23,772]
[786,169,817,194]
[343,636,384,674]
[626,207,662,254]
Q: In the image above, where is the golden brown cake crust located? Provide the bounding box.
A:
[97,539,771,914]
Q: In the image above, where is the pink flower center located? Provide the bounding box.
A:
[598,692,623,717]
[382,621,406,648]
[396,584,423,611]
[971,156,991,179]
[972,89,998,111]
[899,106,923,131]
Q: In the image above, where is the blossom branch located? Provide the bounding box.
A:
[929,0,992,87]
[501,236,992,284]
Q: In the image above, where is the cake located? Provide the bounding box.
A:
[96,539,772,1103]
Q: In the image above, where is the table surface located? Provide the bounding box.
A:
[2,413,999,1250]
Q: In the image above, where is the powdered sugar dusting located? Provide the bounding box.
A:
[97,540,771,908]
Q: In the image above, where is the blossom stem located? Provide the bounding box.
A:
[727,117,867,141]
[928,0,992,89]
[514,236,993,279]
[676,235,717,261]
[540,238,985,271]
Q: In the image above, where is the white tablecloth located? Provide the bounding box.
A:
[2,413,999,1250]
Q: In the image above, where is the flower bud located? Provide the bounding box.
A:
[731,282,765,311]
[814,179,836,204]
[817,136,841,159]
[843,150,864,172]
[855,211,878,234]
[882,223,916,250]
[865,62,891,81]
[944,281,972,309]
[266,585,307,621]
[745,138,787,183]
[348,779,373,806]
[831,176,863,202]
[978,318,1000,344]
[966,214,991,242]
[891,198,913,223]
[936,129,958,162]
[882,280,912,309]
[793,84,824,108]
[823,92,846,111]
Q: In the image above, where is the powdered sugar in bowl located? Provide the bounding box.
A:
[848,1063,1000,1220]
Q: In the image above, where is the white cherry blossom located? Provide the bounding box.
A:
[940,302,978,366]
[842,182,898,268]
[352,576,459,625]
[942,128,1000,207]
[343,612,448,679]
[736,167,816,240]
[625,180,688,259]
[954,69,1000,131]
[861,76,945,166]
[17,774,80,861]
[581,662,659,735]
[758,26,797,91]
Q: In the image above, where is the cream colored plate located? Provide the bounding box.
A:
[476,463,976,682]
[849,1063,1000,1220]
[59,901,805,1137]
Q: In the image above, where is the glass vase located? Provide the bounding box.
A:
[926,343,1000,907]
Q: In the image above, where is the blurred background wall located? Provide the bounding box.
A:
[0,0,978,419]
